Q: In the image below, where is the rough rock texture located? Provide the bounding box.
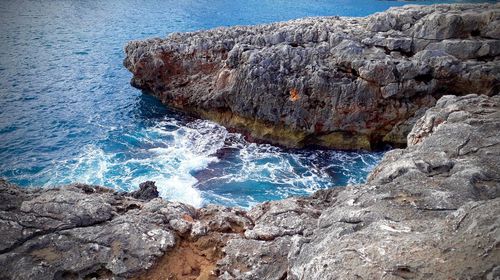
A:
[124,4,500,149]
[1,94,499,279]
[126,181,159,201]
[0,182,251,280]
[216,94,500,279]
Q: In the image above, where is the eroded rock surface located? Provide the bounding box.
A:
[124,4,500,149]
[126,180,159,201]
[1,94,498,279]
[0,182,251,280]
[216,94,500,279]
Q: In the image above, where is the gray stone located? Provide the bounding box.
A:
[124,3,500,149]
[0,183,182,279]
[126,180,159,200]
[216,94,500,280]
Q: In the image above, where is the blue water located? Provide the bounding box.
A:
[0,0,489,208]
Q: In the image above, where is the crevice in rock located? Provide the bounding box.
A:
[336,65,361,80]
[414,73,433,84]
[83,267,113,280]
[456,136,471,156]
[53,270,79,280]
[253,230,304,241]
[470,29,481,37]
[339,218,362,224]
[476,55,496,62]
[389,265,418,279]
[0,216,113,255]
[416,207,458,212]
[376,45,414,58]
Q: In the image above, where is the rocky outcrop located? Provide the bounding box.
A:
[1,94,499,279]
[0,181,251,280]
[126,181,159,201]
[124,4,500,149]
[216,94,500,279]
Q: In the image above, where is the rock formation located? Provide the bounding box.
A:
[216,94,500,279]
[126,181,160,201]
[0,181,251,280]
[1,94,499,279]
[1,4,499,279]
[124,4,500,149]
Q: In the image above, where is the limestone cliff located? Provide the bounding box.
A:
[1,4,499,279]
[124,4,499,149]
[1,94,498,279]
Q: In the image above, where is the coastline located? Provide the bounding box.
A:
[0,3,499,279]
[1,93,499,279]
[124,3,499,150]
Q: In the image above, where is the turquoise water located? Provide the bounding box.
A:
[0,0,489,208]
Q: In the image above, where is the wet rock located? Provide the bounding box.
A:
[127,181,160,201]
[124,3,500,149]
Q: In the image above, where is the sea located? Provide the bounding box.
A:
[0,0,490,208]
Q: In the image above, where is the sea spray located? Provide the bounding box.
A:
[23,116,381,208]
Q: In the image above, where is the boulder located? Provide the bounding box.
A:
[127,181,160,201]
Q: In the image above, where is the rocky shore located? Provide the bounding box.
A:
[124,4,499,149]
[1,4,499,280]
[1,93,499,279]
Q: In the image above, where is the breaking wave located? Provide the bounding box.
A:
[16,117,382,208]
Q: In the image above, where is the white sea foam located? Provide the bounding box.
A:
[38,118,232,207]
[215,142,335,199]
[124,119,229,207]
[33,117,382,209]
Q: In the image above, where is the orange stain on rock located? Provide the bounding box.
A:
[182,213,194,222]
[289,88,300,101]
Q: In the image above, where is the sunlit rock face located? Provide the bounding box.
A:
[124,3,499,150]
[216,94,500,280]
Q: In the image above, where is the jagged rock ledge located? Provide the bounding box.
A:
[1,94,499,279]
[124,4,499,150]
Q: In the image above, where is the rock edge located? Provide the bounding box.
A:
[124,3,500,149]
